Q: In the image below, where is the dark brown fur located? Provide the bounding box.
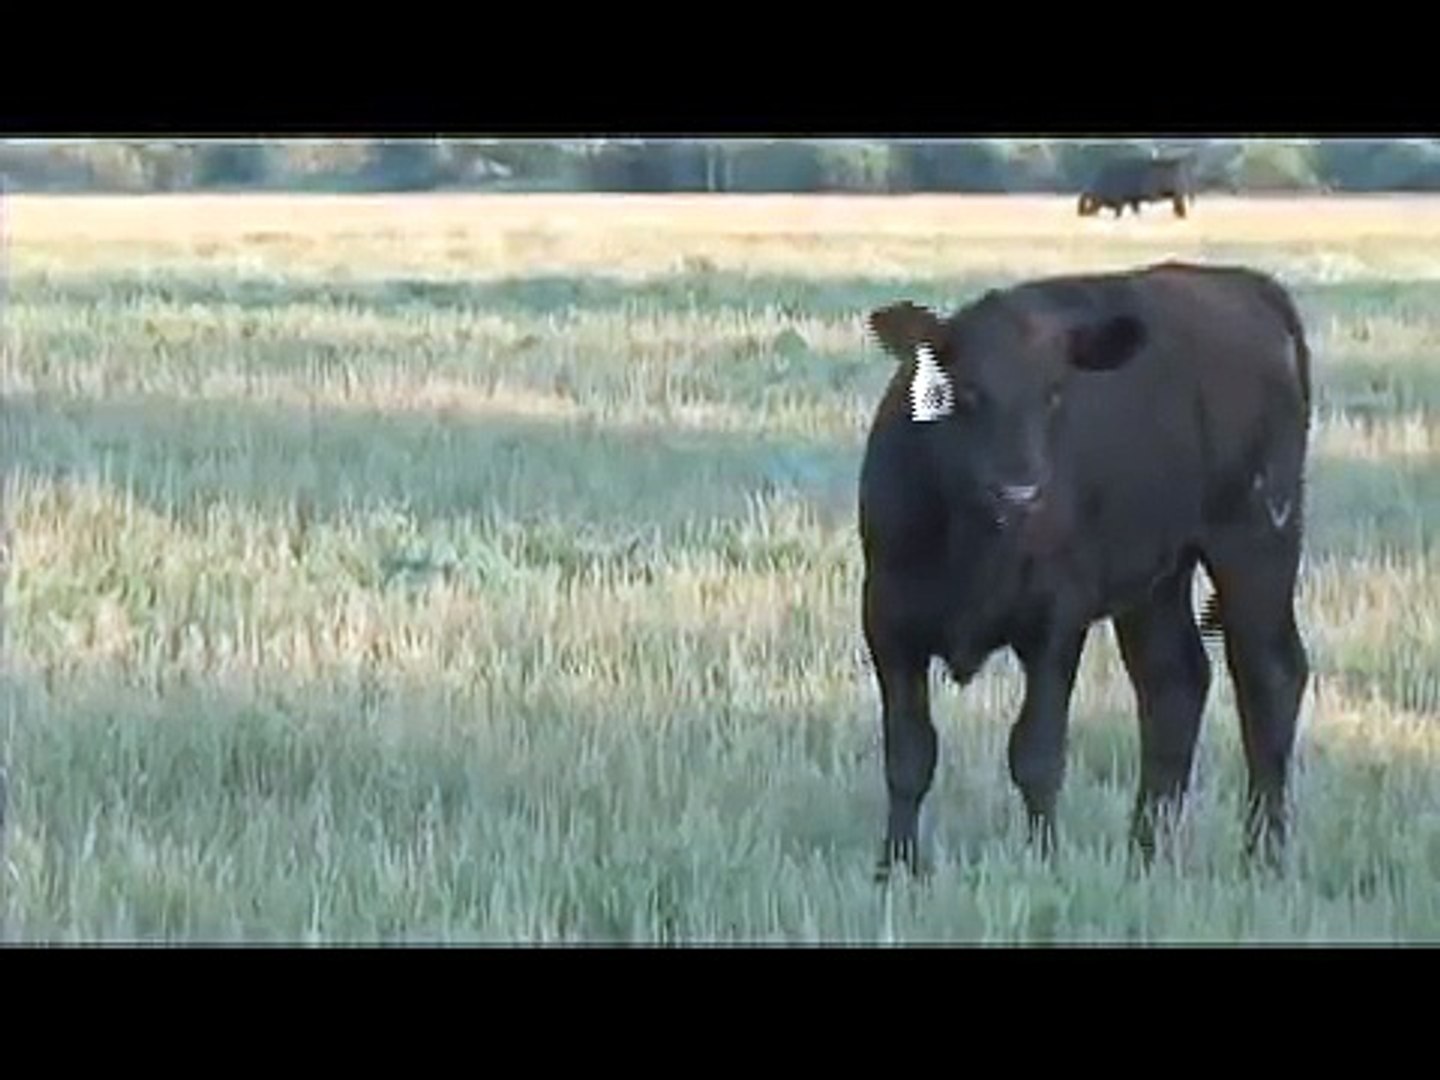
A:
[861,260,1311,879]
[1078,155,1195,219]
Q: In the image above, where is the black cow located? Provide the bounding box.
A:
[1077,155,1194,219]
[860,261,1311,880]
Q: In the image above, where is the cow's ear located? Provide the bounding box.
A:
[867,302,943,362]
[1069,314,1145,372]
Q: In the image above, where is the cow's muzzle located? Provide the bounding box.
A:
[992,482,1044,510]
[985,481,1046,528]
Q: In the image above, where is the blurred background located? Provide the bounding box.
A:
[3,137,1438,195]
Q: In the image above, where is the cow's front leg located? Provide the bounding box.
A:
[1008,627,1088,857]
[863,608,937,883]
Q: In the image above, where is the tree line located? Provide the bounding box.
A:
[3,139,1440,195]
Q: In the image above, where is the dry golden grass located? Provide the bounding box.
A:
[14,193,1440,280]
[19,192,1440,241]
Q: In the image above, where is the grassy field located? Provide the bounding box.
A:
[3,193,1440,943]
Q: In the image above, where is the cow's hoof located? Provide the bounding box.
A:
[873,852,933,885]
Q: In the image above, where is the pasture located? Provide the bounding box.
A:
[3,193,1440,942]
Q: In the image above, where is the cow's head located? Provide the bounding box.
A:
[867,296,1145,523]
[1076,193,1100,217]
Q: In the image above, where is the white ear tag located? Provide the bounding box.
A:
[909,345,954,423]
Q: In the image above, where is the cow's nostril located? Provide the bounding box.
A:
[996,483,1042,507]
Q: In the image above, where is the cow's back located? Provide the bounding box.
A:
[1089,157,1190,202]
[1091,159,1143,200]
[1015,263,1305,449]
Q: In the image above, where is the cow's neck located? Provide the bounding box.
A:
[941,501,1058,661]
[945,503,1032,604]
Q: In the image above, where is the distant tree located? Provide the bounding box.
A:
[78,143,153,192]
[1225,141,1322,192]
[196,143,274,189]
[994,140,1064,192]
[701,142,730,192]
[147,143,203,191]
[271,142,373,190]
[814,142,898,193]
[475,140,588,191]
[1314,139,1440,191]
[0,141,90,190]
[10,136,1440,195]
[722,141,824,192]
[364,140,446,191]
[581,140,711,191]
[895,141,1008,192]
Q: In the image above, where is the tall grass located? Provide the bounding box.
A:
[3,194,1440,942]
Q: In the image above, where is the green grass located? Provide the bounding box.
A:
[4,195,1440,943]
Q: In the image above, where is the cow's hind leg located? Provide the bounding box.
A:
[1113,563,1211,865]
[1009,627,1089,857]
[1203,532,1309,868]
